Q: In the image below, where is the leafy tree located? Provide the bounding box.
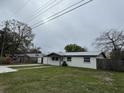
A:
[30,47,41,53]
[64,44,87,52]
[0,19,35,56]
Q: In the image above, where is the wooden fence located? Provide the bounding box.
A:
[97,59,124,71]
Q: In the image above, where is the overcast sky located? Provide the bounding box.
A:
[0,0,124,52]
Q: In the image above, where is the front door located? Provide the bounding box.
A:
[41,58,43,64]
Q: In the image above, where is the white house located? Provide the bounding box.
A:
[43,52,106,69]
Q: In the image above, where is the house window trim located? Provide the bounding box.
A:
[67,57,72,62]
[52,57,59,61]
[84,57,90,63]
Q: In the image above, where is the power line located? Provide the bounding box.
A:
[32,0,93,29]
[25,0,56,21]
[27,0,64,23]
[32,0,85,27]
[33,0,53,14]
[27,0,63,23]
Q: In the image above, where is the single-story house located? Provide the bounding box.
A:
[13,53,43,64]
[43,52,106,69]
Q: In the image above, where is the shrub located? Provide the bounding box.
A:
[0,57,6,64]
[62,61,68,67]
[5,57,12,64]
[0,57,12,64]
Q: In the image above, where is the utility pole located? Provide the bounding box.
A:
[0,22,8,57]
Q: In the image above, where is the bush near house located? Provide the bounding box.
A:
[62,61,68,66]
[0,57,11,64]
[5,57,12,64]
[0,57,6,64]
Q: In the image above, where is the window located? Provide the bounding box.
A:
[52,57,59,61]
[67,57,72,61]
[84,57,90,62]
[55,57,59,61]
[52,57,55,61]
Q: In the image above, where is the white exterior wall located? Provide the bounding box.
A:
[43,57,48,64]
[37,58,42,64]
[43,57,60,66]
[64,57,97,69]
[43,56,97,69]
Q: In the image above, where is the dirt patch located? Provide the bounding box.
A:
[0,86,6,93]
[0,86,4,93]
[104,77,113,82]
[0,89,4,93]
[94,72,114,85]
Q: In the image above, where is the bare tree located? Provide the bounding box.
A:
[95,29,124,52]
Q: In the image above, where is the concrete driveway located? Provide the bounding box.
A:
[0,64,51,74]
[0,66,17,74]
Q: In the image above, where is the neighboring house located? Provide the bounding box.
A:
[43,52,106,69]
[26,53,43,64]
[13,53,43,64]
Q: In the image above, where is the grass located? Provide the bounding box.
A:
[0,67,124,93]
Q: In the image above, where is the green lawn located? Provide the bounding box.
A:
[0,67,124,93]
